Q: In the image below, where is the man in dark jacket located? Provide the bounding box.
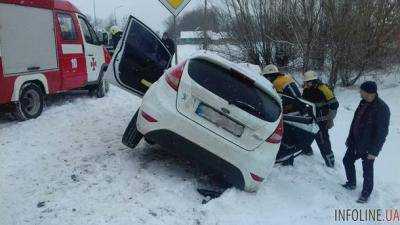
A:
[342,81,390,204]
[302,71,339,168]
[162,32,176,56]
[110,26,123,49]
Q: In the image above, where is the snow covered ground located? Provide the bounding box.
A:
[1,81,400,224]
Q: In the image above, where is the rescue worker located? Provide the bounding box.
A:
[262,64,302,166]
[110,26,123,49]
[342,81,390,203]
[301,71,339,168]
[162,32,176,56]
[262,64,301,98]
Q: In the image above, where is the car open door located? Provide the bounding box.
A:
[105,16,172,97]
[280,94,319,149]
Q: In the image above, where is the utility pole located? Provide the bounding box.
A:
[203,0,208,50]
[173,16,178,64]
[93,0,97,29]
[114,5,124,26]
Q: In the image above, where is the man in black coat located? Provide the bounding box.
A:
[342,81,390,203]
[162,32,176,56]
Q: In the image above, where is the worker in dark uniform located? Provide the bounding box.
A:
[302,71,339,168]
[262,64,302,166]
[110,26,123,49]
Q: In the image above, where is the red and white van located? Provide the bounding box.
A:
[0,0,111,120]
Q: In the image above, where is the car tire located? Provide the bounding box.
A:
[13,83,44,121]
[122,111,143,149]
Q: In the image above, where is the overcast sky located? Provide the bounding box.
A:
[69,0,201,32]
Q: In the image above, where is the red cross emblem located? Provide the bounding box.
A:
[90,57,97,71]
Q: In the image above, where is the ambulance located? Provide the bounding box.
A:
[0,0,111,120]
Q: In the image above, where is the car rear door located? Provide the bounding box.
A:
[176,58,283,151]
[105,16,172,97]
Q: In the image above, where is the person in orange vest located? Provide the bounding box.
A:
[262,64,301,98]
[262,64,302,166]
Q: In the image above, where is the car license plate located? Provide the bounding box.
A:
[196,103,244,137]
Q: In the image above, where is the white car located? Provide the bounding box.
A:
[106,16,318,192]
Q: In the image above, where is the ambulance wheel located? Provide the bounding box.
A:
[13,83,44,121]
[96,78,109,98]
[122,111,143,149]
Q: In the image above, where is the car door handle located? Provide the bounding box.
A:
[88,54,94,57]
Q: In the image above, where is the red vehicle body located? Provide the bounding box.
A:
[0,0,111,120]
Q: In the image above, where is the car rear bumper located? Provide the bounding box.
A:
[144,129,246,190]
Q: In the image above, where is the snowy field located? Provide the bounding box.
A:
[1,82,400,224]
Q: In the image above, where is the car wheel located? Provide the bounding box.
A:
[122,111,143,149]
[96,78,109,98]
[13,83,44,121]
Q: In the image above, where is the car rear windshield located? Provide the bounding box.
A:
[188,59,281,122]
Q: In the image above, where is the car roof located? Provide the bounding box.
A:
[189,51,280,102]
[0,0,81,14]
[54,0,81,13]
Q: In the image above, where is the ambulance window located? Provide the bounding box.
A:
[57,14,77,41]
[78,17,99,45]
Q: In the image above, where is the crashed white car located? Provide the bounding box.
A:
[106,16,317,192]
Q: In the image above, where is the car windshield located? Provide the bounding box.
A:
[188,59,281,122]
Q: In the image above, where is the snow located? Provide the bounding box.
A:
[1,78,400,224]
[180,31,227,41]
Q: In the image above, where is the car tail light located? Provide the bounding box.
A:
[141,111,158,123]
[250,173,264,182]
[165,60,187,91]
[266,118,284,144]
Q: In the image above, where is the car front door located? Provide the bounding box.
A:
[280,94,319,148]
[105,16,172,97]
[77,16,104,83]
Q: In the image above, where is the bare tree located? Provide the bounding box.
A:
[218,0,400,87]
[218,0,273,65]
[164,7,221,38]
[324,0,400,87]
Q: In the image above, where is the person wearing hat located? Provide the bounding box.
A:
[301,71,339,167]
[110,26,123,49]
[262,64,302,166]
[342,81,390,203]
[262,64,301,98]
